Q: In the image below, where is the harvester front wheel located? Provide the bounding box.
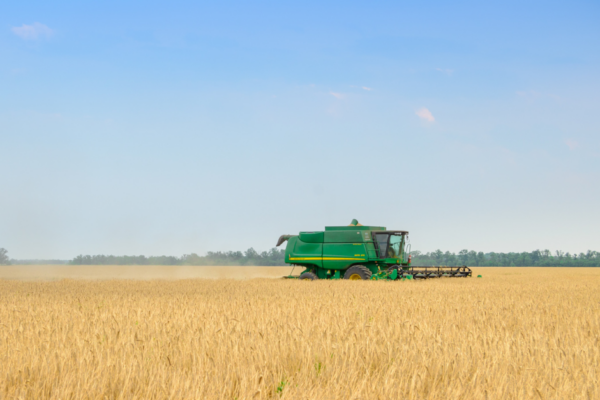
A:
[343,265,372,280]
[299,272,318,280]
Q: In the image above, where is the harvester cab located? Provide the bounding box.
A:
[278,219,471,280]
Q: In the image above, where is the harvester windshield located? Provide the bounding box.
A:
[388,235,402,258]
[375,232,404,258]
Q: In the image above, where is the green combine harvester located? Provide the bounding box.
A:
[278,219,472,280]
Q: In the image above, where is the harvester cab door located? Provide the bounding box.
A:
[374,234,390,258]
[388,234,402,259]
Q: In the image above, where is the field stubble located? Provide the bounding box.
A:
[1,267,598,399]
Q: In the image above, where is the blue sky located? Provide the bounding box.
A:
[1,0,599,259]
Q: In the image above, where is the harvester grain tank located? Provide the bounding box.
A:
[277,219,472,280]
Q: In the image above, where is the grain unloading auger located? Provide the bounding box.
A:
[277,219,472,280]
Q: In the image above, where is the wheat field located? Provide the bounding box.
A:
[1,267,598,399]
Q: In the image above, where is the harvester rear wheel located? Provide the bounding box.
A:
[299,272,318,280]
[343,265,372,280]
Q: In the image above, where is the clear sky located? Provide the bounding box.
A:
[1,0,599,259]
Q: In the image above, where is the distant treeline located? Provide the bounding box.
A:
[412,250,600,267]
[10,259,69,265]
[68,249,600,266]
[4,247,599,267]
[69,248,287,266]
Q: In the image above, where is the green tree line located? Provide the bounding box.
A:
[68,248,600,266]
[9,259,69,265]
[69,248,287,266]
[412,249,600,267]
[3,246,598,266]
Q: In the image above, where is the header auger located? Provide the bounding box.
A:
[278,219,472,280]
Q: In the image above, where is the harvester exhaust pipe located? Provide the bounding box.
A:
[276,235,293,247]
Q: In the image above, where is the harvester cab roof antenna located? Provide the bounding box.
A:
[280,219,472,281]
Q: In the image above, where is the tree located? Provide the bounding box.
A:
[458,249,469,265]
[0,248,10,265]
[476,251,486,266]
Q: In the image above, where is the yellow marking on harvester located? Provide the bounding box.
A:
[288,257,366,261]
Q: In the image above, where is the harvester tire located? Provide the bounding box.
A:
[343,265,372,280]
[299,272,318,280]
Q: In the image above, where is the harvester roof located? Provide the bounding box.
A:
[324,225,385,231]
[324,219,407,233]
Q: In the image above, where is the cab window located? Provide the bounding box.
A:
[375,234,389,258]
[388,235,402,258]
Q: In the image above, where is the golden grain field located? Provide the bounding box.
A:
[1,267,599,399]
